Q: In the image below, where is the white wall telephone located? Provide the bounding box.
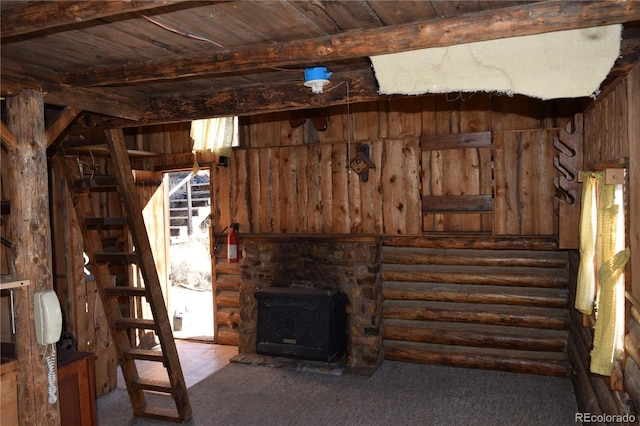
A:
[33,290,63,404]
[34,290,62,345]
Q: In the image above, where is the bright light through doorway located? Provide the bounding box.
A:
[167,170,214,340]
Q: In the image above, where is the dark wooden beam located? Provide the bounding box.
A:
[62,1,640,88]
[2,61,148,120]
[1,0,190,38]
[1,120,18,152]
[71,70,381,130]
[46,107,82,147]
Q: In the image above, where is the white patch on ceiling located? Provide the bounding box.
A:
[370,25,622,100]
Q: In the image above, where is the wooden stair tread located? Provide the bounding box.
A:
[94,252,138,263]
[136,406,183,423]
[73,175,118,190]
[84,217,128,227]
[114,317,157,330]
[132,377,173,393]
[125,348,165,362]
[103,286,147,297]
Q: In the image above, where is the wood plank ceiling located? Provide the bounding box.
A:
[1,1,639,131]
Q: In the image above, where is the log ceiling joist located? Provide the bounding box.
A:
[1,60,149,120]
[73,70,380,130]
[60,1,640,88]
[0,0,191,38]
[2,0,639,129]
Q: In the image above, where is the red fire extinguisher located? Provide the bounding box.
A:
[227,223,240,263]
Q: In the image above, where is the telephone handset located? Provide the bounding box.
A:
[33,290,62,404]
[34,290,62,345]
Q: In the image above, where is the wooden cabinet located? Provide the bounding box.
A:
[1,359,18,426]
[58,351,97,426]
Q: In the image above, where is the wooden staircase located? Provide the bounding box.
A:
[382,241,570,377]
[57,129,191,422]
[169,172,211,242]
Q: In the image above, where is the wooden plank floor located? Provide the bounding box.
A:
[117,340,238,389]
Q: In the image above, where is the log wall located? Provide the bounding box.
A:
[382,236,570,377]
[569,62,640,420]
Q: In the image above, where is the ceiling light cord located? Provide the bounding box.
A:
[140,14,225,48]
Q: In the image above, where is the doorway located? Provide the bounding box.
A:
[165,170,214,341]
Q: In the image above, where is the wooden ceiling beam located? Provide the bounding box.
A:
[71,71,381,130]
[1,61,149,120]
[1,121,18,152]
[46,107,82,147]
[1,0,191,38]
[62,1,640,88]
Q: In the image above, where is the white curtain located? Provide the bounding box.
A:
[190,117,237,157]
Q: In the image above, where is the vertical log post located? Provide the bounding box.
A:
[7,89,60,425]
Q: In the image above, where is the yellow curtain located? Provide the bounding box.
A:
[575,172,598,314]
[590,175,629,376]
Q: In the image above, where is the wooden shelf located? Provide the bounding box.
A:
[0,276,30,291]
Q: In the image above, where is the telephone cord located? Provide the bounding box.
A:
[43,343,58,404]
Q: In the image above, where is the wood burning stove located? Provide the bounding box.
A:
[254,287,347,362]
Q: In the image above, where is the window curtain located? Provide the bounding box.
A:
[575,172,598,315]
[190,117,236,157]
[578,171,630,376]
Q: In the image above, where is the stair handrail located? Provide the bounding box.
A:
[168,173,192,198]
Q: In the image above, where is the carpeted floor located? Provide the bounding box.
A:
[98,360,578,425]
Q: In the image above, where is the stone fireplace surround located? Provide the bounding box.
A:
[238,235,383,376]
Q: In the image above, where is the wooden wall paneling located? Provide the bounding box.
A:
[403,138,422,235]
[269,147,282,232]
[349,141,379,234]
[370,140,385,234]
[520,130,557,235]
[459,93,492,133]
[459,95,493,232]
[279,145,298,232]
[306,144,323,233]
[347,145,364,234]
[420,96,438,137]
[258,148,273,232]
[381,140,408,234]
[351,102,379,141]
[296,145,310,233]
[50,165,70,332]
[387,97,422,138]
[628,62,640,302]
[231,149,250,231]
[377,100,390,139]
[491,95,543,132]
[318,144,332,233]
[421,149,435,232]
[445,149,481,232]
[326,105,350,144]
[331,143,350,233]
[248,148,263,233]
[493,131,514,235]
[214,154,231,232]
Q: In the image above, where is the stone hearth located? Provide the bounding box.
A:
[237,235,383,376]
